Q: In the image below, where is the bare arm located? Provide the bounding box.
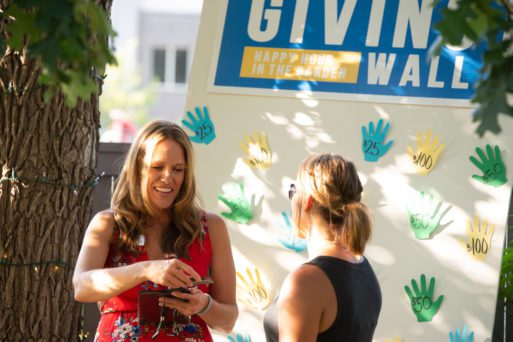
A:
[168,213,238,332]
[73,210,145,302]
[278,265,325,342]
[72,210,201,302]
[199,213,238,332]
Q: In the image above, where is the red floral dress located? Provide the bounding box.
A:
[94,217,213,342]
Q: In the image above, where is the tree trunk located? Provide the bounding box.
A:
[0,1,112,340]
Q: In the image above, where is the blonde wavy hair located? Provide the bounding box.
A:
[111,120,202,257]
[295,154,372,254]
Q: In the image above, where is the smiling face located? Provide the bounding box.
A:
[145,138,186,212]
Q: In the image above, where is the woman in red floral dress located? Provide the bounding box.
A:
[73,121,238,341]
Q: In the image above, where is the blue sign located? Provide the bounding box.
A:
[212,0,485,103]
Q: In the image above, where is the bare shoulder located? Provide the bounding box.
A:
[277,262,328,336]
[87,209,116,241]
[203,211,225,228]
[92,209,115,224]
[280,263,329,301]
[203,211,228,237]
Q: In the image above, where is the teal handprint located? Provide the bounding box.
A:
[361,119,394,162]
[469,144,507,187]
[407,191,452,240]
[182,106,216,145]
[217,182,253,224]
[228,333,251,342]
[404,274,444,322]
[277,211,307,253]
[449,325,474,342]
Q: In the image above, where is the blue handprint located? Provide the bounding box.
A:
[277,211,307,253]
[228,333,251,342]
[361,119,394,162]
[182,106,216,145]
[449,325,474,342]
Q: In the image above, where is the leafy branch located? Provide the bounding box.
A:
[499,215,513,302]
[0,0,116,106]
[433,0,513,137]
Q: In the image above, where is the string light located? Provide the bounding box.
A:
[1,255,85,338]
[0,258,73,270]
[78,329,90,341]
[0,170,105,191]
[78,303,90,341]
[0,169,104,340]
[0,170,101,340]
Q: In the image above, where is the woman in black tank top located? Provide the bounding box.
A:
[263,154,382,342]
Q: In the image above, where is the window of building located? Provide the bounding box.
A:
[175,49,187,84]
[152,47,188,87]
[153,48,166,83]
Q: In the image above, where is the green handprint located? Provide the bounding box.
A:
[407,191,452,240]
[404,274,444,322]
[469,144,507,187]
[217,182,253,224]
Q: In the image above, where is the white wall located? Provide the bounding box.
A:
[185,1,513,341]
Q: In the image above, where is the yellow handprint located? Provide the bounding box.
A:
[465,214,495,261]
[240,132,272,169]
[407,129,445,176]
[385,338,410,342]
[236,267,272,310]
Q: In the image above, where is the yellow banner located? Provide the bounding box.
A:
[240,47,361,83]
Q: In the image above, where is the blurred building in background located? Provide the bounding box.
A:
[100,0,203,142]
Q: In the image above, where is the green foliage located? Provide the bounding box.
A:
[433,0,513,137]
[499,215,513,301]
[1,0,117,106]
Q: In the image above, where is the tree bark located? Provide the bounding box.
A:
[0,0,112,340]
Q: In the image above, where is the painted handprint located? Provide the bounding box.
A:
[277,211,307,253]
[240,132,272,169]
[228,333,251,342]
[361,118,394,162]
[469,144,507,187]
[236,267,272,310]
[465,215,495,261]
[407,129,445,175]
[404,274,444,322]
[449,325,474,342]
[217,182,253,224]
[182,106,216,144]
[385,338,410,342]
[407,191,452,240]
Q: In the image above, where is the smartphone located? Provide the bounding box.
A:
[191,277,214,286]
[140,277,214,299]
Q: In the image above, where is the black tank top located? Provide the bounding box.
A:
[263,255,381,342]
